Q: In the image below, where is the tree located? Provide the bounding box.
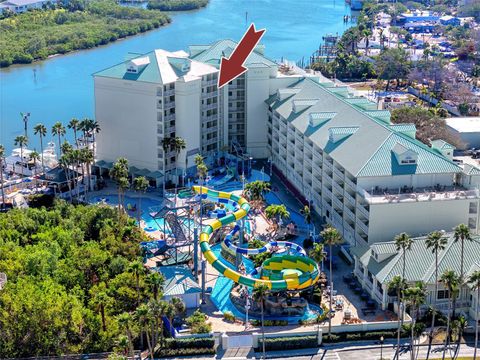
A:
[375,48,411,90]
[0,144,5,209]
[80,147,94,198]
[425,231,448,360]
[110,158,129,220]
[145,272,164,301]
[452,315,467,360]
[390,107,463,148]
[453,224,472,284]
[194,154,208,229]
[440,269,460,360]
[52,122,66,158]
[320,225,343,337]
[14,135,28,178]
[29,151,40,187]
[128,260,145,307]
[33,123,47,173]
[309,242,326,342]
[395,232,413,281]
[89,282,112,332]
[172,136,186,184]
[171,296,186,318]
[403,285,426,360]
[264,204,290,235]
[117,312,135,360]
[133,176,149,227]
[300,205,312,232]
[68,118,80,147]
[252,283,269,360]
[244,180,271,201]
[467,270,480,360]
[135,304,154,359]
[389,275,408,360]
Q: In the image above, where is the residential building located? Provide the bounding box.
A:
[0,0,57,13]
[350,233,480,322]
[266,77,480,245]
[446,117,480,150]
[157,265,201,308]
[94,41,308,182]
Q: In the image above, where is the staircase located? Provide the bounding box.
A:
[165,213,189,246]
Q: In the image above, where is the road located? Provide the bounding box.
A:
[265,343,477,360]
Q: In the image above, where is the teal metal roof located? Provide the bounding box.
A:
[351,234,480,284]
[357,133,461,177]
[190,39,276,67]
[431,139,455,150]
[94,51,162,83]
[329,126,360,136]
[388,124,416,133]
[159,265,201,296]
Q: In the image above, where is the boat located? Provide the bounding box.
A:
[3,142,58,176]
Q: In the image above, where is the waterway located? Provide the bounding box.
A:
[0,0,352,153]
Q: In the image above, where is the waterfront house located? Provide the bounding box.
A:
[0,0,57,13]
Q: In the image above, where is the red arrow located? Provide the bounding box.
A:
[217,23,266,88]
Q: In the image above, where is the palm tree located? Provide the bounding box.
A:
[135,304,154,359]
[14,135,28,178]
[452,315,467,359]
[110,158,129,219]
[309,242,326,342]
[29,151,40,188]
[440,269,460,360]
[253,283,269,360]
[453,224,472,284]
[117,312,135,360]
[264,204,290,235]
[68,118,80,147]
[148,299,167,349]
[389,275,408,360]
[51,122,66,158]
[0,145,6,209]
[80,148,94,198]
[468,270,480,360]
[172,136,186,184]
[90,120,101,156]
[195,154,208,230]
[146,272,164,301]
[171,297,186,318]
[59,153,73,201]
[425,231,448,359]
[300,205,312,232]
[161,137,172,192]
[133,176,149,227]
[321,225,343,337]
[33,123,47,173]
[164,302,176,337]
[128,260,145,306]
[115,335,130,357]
[395,232,413,280]
[90,283,111,332]
[244,180,271,202]
[403,285,426,360]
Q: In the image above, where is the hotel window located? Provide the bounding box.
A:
[468,217,477,229]
[469,202,478,214]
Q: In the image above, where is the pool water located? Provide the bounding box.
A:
[209,244,322,324]
[89,195,195,233]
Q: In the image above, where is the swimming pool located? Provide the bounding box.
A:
[209,244,322,324]
[89,195,195,233]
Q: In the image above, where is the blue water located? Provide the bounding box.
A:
[209,245,322,324]
[89,194,195,233]
[0,0,352,152]
[265,192,306,229]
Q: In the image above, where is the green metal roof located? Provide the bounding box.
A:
[388,124,416,133]
[190,39,276,68]
[94,51,162,83]
[431,139,455,150]
[159,265,201,296]
[351,234,480,284]
[329,126,360,136]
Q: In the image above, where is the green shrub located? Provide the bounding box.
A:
[251,319,288,326]
[154,347,215,357]
[323,330,407,343]
[256,335,317,351]
[223,311,236,322]
[164,337,214,349]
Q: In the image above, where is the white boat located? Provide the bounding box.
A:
[3,142,57,176]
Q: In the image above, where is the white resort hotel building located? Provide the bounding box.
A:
[94,40,480,247]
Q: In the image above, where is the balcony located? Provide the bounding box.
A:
[345,191,356,206]
[202,102,218,111]
[333,195,344,209]
[334,166,345,179]
[203,79,217,87]
[324,160,333,170]
[344,206,355,220]
[164,88,175,97]
[333,180,344,193]
[345,176,357,190]
[357,203,369,217]
[359,186,480,205]
[356,219,369,233]
[202,90,218,98]
[323,185,333,199]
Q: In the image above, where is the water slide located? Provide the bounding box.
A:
[192,186,320,290]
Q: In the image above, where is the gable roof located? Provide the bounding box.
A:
[158,265,201,296]
[351,234,480,284]
[268,78,462,177]
[189,39,276,68]
[94,49,217,84]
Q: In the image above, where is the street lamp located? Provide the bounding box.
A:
[244,290,250,331]
[380,335,384,360]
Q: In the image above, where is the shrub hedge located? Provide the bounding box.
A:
[155,337,215,357]
[323,330,408,343]
[256,335,317,351]
[251,319,289,326]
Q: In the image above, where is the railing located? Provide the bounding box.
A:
[345,191,356,206]
[344,206,355,220]
[357,203,369,217]
[359,186,480,204]
[356,219,369,233]
[333,166,345,178]
[323,185,333,199]
[333,180,344,193]
[345,176,357,190]
[333,195,344,209]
